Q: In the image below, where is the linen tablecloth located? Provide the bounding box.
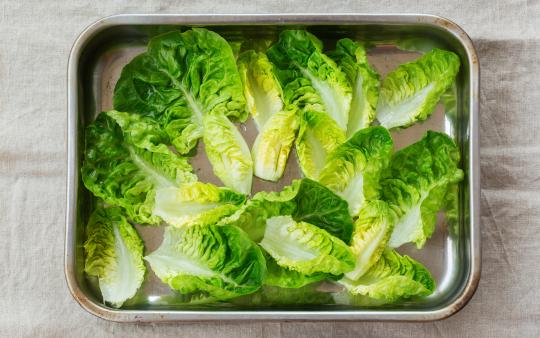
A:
[1,0,539,336]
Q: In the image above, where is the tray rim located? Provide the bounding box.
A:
[65,13,480,322]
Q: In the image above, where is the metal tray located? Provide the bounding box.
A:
[66,14,480,322]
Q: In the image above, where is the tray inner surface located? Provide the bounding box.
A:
[75,24,470,311]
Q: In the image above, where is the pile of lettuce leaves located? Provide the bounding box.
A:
[80,28,463,308]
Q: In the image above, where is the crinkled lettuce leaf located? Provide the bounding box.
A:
[267,30,350,178]
[331,38,380,135]
[346,201,395,280]
[376,48,460,129]
[263,251,330,288]
[224,178,353,243]
[202,112,253,194]
[260,216,355,275]
[83,206,146,308]
[113,29,252,193]
[145,224,266,300]
[267,30,351,131]
[251,107,299,181]
[114,29,247,153]
[81,112,196,225]
[152,182,246,227]
[318,126,393,215]
[382,131,463,248]
[238,51,300,181]
[339,249,435,304]
[238,50,284,130]
[295,110,346,179]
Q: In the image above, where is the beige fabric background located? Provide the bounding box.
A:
[1,0,539,337]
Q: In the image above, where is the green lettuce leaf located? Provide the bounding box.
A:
[224,178,353,243]
[219,190,296,242]
[114,28,247,152]
[267,30,350,178]
[252,107,299,181]
[106,110,173,154]
[331,38,380,135]
[238,50,300,181]
[376,48,460,129]
[295,110,346,179]
[267,30,352,130]
[263,251,329,288]
[318,126,393,215]
[113,29,252,193]
[339,249,435,304]
[346,201,395,280]
[152,182,246,227]
[238,50,284,130]
[202,112,253,194]
[81,112,196,224]
[83,206,146,308]
[260,216,355,275]
[145,224,266,300]
[381,131,463,248]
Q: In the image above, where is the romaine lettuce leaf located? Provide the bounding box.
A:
[251,107,299,181]
[113,29,253,193]
[83,206,145,308]
[202,112,253,194]
[260,216,355,275]
[346,201,394,280]
[145,224,266,300]
[81,112,196,224]
[106,110,173,154]
[224,178,353,243]
[382,131,463,248]
[318,126,393,215]
[238,50,284,130]
[263,251,330,288]
[376,48,460,129]
[267,30,352,130]
[295,110,346,179]
[114,29,246,152]
[238,51,300,181]
[152,182,246,227]
[339,249,435,303]
[331,38,380,135]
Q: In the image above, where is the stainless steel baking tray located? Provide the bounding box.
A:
[66,14,480,322]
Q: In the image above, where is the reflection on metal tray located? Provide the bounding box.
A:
[66,14,480,322]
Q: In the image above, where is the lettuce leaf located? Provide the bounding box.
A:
[382,131,463,248]
[224,178,353,243]
[339,249,435,303]
[267,30,351,130]
[83,205,145,308]
[263,251,330,288]
[346,201,394,280]
[260,216,355,275]
[145,224,266,300]
[295,110,346,179]
[331,38,380,135]
[376,48,460,129]
[267,30,350,178]
[238,51,300,181]
[238,50,284,130]
[113,29,252,193]
[81,112,196,225]
[152,182,246,227]
[202,112,253,194]
[318,126,393,215]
